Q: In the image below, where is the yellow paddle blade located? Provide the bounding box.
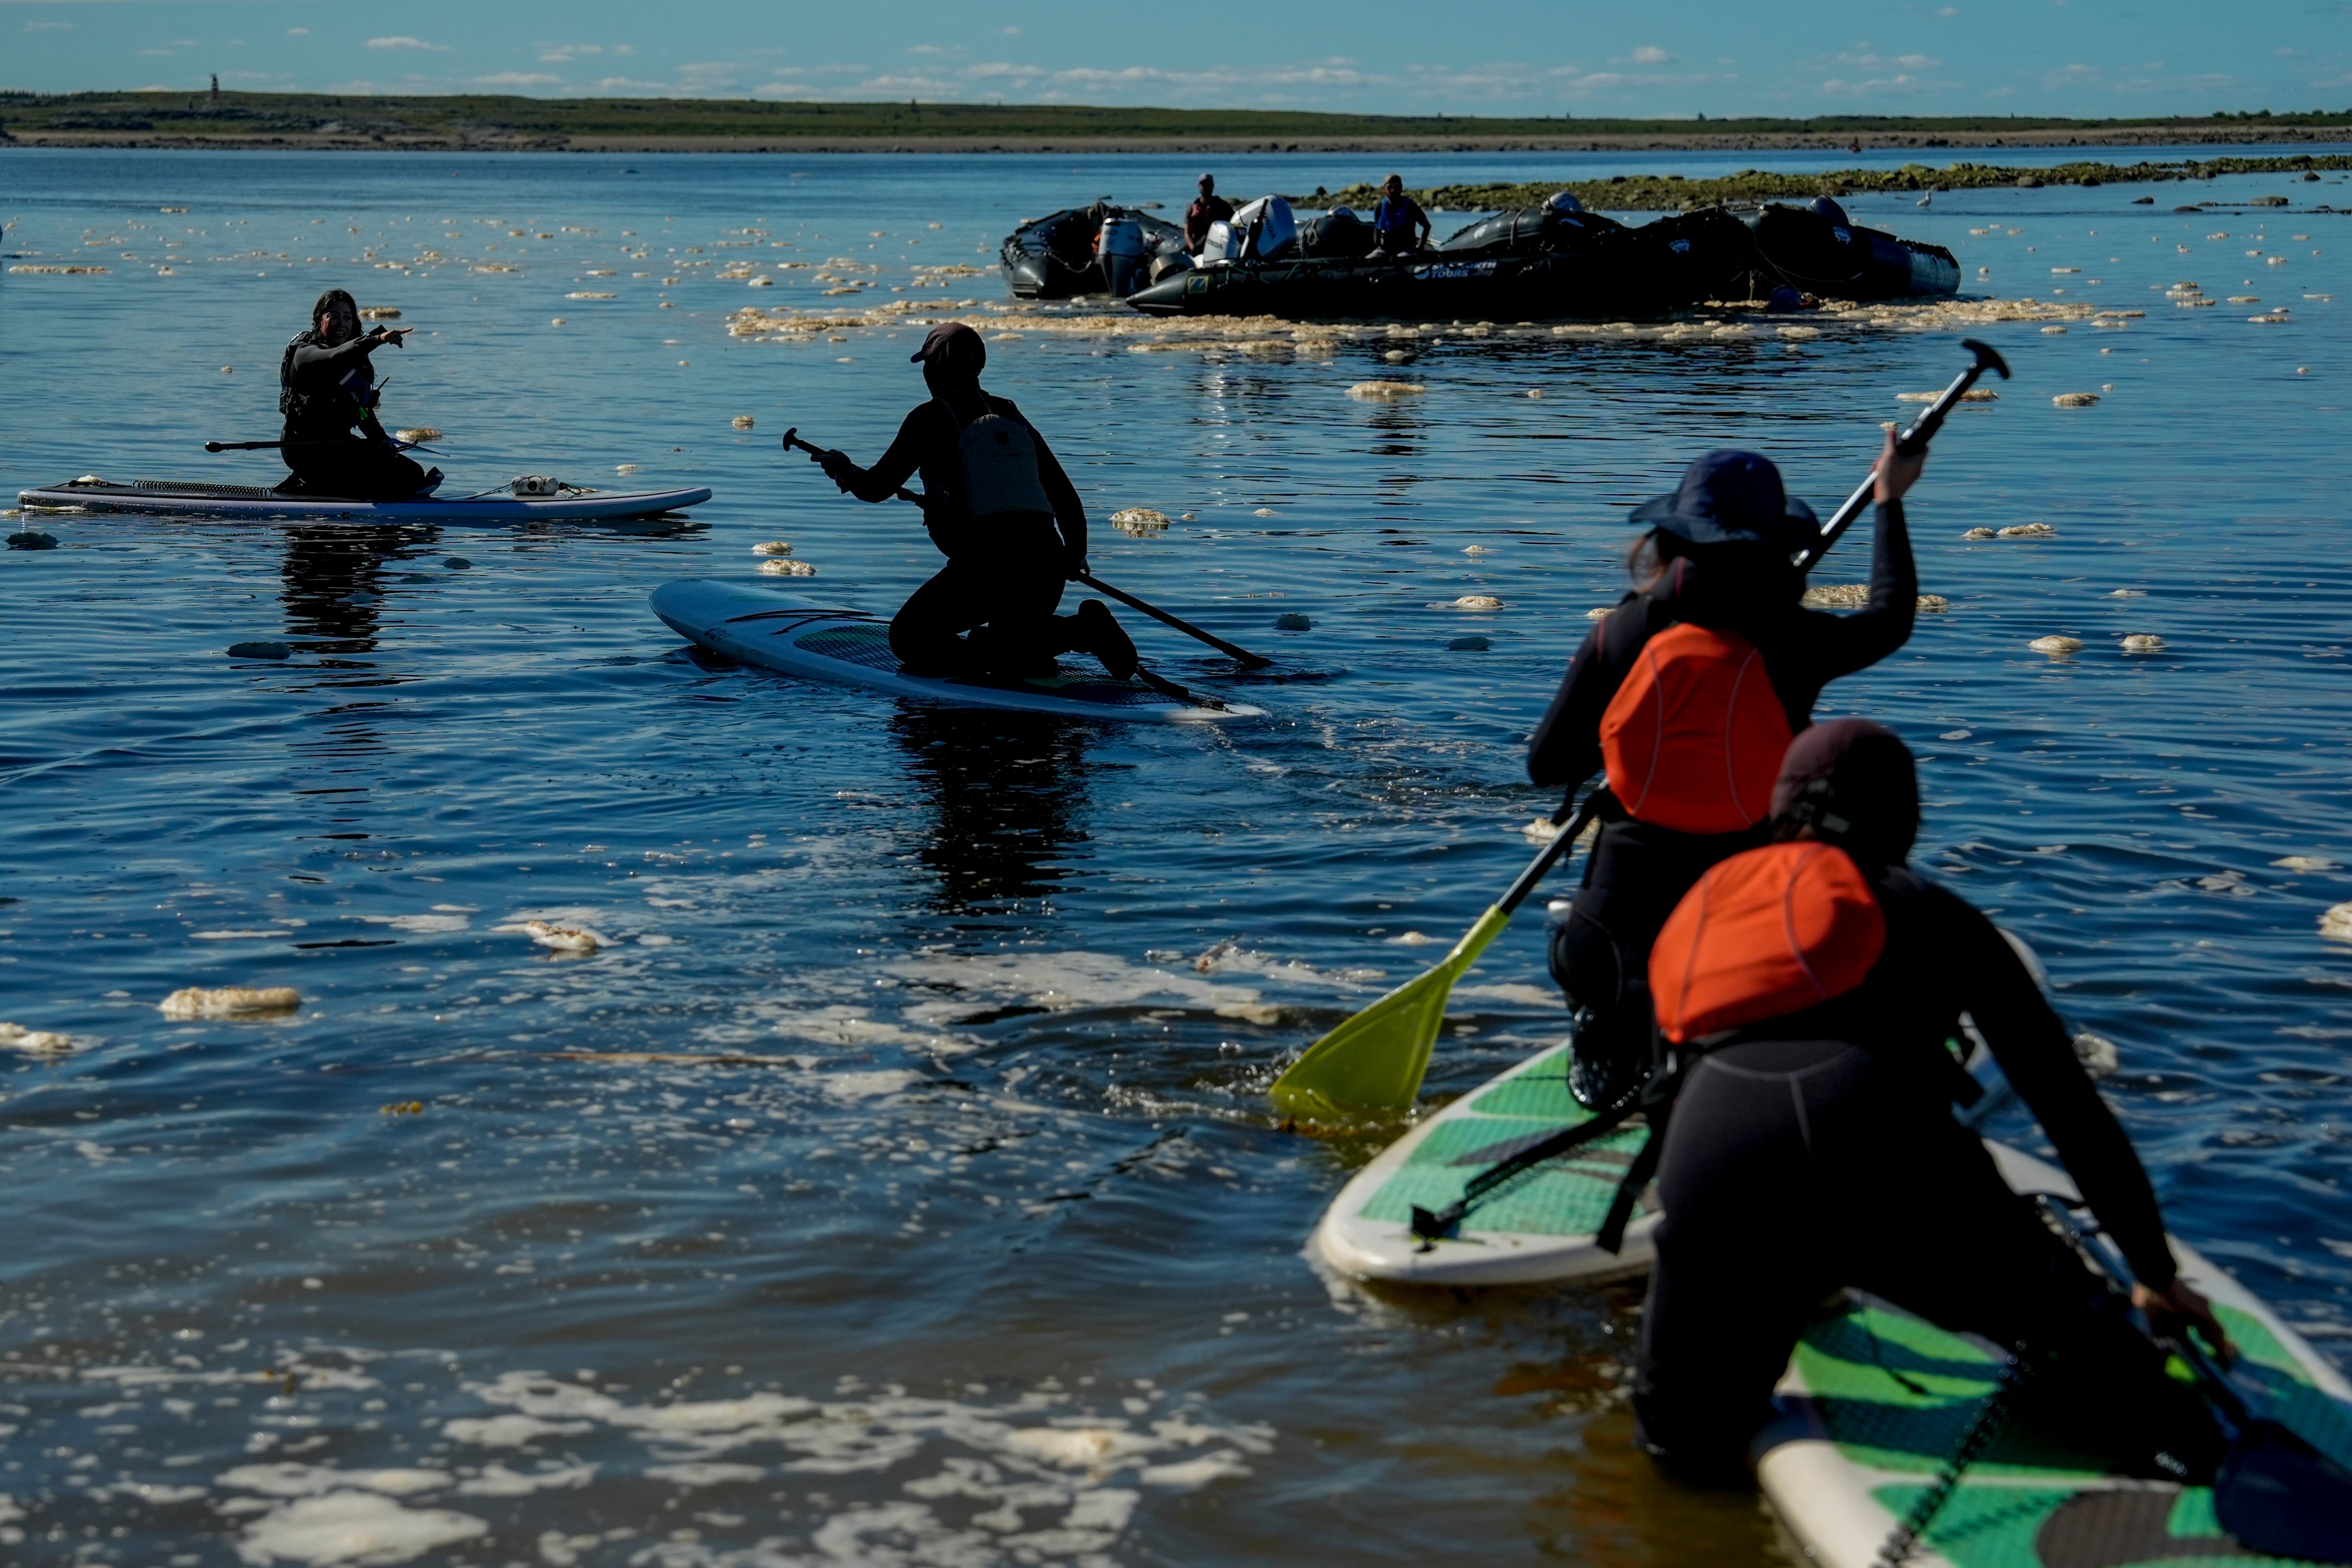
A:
[1268,904,1513,1118]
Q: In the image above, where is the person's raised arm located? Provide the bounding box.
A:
[1799,431,1920,682]
[1947,894,2228,1349]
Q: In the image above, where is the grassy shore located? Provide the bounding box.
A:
[3,91,2351,153]
[1312,153,2352,213]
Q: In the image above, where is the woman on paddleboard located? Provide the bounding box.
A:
[276,289,438,501]
[1528,438,1921,1109]
[1630,720,2228,1482]
[812,322,1138,680]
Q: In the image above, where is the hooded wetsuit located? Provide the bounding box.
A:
[276,330,428,500]
[834,389,1101,675]
[1526,501,1916,1102]
[1630,853,2220,1482]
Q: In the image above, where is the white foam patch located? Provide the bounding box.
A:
[358,914,469,934]
[447,1371,1268,1563]
[436,1413,590,1448]
[229,1490,485,1566]
[454,1462,596,1497]
[217,1464,452,1497]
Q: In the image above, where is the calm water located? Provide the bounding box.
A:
[2,147,2349,1567]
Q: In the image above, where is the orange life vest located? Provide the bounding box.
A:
[1599,622,1793,835]
[1649,840,1886,1044]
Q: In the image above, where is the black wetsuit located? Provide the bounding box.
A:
[1526,504,1916,1098]
[838,389,1093,675]
[277,331,428,500]
[1632,862,2221,1482]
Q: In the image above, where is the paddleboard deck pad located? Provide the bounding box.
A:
[1757,1141,2352,1568]
[17,478,710,523]
[1311,1041,1660,1285]
[650,578,1265,722]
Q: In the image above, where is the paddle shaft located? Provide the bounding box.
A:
[782,426,1272,668]
[1499,790,1602,917]
[206,437,432,453]
[1794,337,2011,575]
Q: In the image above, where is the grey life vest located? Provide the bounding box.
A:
[948,398,1052,521]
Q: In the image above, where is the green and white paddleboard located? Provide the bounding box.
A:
[651,579,1265,723]
[1757,1141,2352,1568]
[1311,1041,1660,1286]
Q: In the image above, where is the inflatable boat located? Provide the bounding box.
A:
[1119,192,1958,321]
[1741,198,1960,301]
[1000,201,1187,299]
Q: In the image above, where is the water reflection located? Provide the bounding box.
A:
[278,523,426,653]
[889,705,1093,920]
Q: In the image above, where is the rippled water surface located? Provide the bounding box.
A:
[2,147,2350,1566]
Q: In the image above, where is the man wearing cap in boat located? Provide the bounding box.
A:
[1627,720,2230,1484]
[275,288,440,500]
[809,321,1138,680]
[1184,174,1234,254]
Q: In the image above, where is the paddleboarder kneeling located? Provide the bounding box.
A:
[276,288,439,500]
[812,322,1138,680]
[1527,438,1922,1111]
[1629,720,2228,1484]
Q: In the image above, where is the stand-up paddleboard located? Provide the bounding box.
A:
[1311,1041,1660,1285]
[1756,1141,2352,1568]
[16,477,710,524]
[650,579,1266,723]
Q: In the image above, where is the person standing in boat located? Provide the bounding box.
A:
[811,321,1138,681]
[1526,438,1921,1110]
[1371,175,1431,254]
[276,288,438,500]
[1629,720,2227,1482]
[1184,174,1234,253]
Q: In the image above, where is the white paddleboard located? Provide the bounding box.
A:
[1756,1141,2352,1568]
[1310,1041,1661,1286]
[650,578,1266,723]
[17,478,710,524]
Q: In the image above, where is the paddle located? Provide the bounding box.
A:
[779,427,1236,710]
[1795,337,2009,574]
[2034,1196,2352,1564]
[206,436,437,454]
[782,427,1272,669]
[1268,791,1604,1118]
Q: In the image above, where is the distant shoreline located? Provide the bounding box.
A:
[10,126,2352,156]
[4,91,2350,156]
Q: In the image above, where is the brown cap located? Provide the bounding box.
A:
[909,320,986,378]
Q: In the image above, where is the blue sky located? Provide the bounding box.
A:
[5,0,2348,118]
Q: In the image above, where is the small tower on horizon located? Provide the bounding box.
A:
[210,74,220,104]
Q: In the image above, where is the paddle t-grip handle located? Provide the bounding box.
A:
[1796,338,2011,574]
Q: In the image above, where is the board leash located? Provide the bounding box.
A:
[1871,1343,2034,1568]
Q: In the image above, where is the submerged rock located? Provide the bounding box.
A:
[751,540,794,556]
[760,558,818,577]
[2028,635,2084,656]
[1347,382,1427,400]
[1275,613,1312,631]
[1110,508,1171,534]
[227,641,291,661]
[2120,634,2167,653]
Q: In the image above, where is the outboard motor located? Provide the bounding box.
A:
[1228,196,1299,262]
[1096,216,1149,297]
[1197,218,1243,265]
[1806,196,1850,227]
[1545,191,1585,214]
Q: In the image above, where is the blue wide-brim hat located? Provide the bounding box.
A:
[1629,448,1820,549]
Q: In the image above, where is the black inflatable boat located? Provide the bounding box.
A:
[1741,199,1960,300]
[1120,192,1957,321]
[1001,201,1187,299]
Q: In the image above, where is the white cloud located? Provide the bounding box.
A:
[907,44,945,56]
[1002,24,1021,33]
[1631,45,1673,64]
[366,36,447,52]
[474,72,561,86]
[24,20,72,31]
[596,76,667,90]
[539,43,603,63]
[288,26,308,36]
